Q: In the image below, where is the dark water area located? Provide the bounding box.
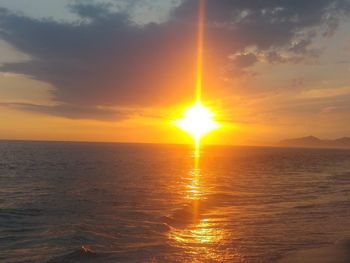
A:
[1,141,350,262]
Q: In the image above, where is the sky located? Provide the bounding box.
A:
[0,0,350,145]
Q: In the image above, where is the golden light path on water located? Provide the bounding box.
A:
[168,147,227,261]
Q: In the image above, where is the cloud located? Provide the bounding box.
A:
[0,0,349,120]
[68,2,114,19]
[301,86,350,98]
[0,102,128,121]
[0,4,199,109]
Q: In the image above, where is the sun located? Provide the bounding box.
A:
[175,0,219,146]
[176,101,219,144]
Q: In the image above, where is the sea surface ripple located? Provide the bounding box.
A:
[1,141,350,262]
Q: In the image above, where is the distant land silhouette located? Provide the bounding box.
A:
[278,136,350,149]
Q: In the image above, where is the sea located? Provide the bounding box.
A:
[1,140,350,263]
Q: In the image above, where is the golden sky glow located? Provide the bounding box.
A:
[195,0,205,103]
[0,1,350,144]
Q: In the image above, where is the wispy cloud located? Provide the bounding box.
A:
[301,86,350,98]
[0,102,128,121]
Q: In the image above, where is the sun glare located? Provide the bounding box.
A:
[176,102,219,144]
[176,0,218,146]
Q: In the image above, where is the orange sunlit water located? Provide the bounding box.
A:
[168,146,228,261]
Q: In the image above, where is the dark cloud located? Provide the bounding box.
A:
[0,5,198,109]
[0,0,349,120]
[226,53,258,76]
[231,53,258,68]
[173,0,349,49]
[68,2,114,19]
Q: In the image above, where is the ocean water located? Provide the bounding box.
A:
[1,141,350,262]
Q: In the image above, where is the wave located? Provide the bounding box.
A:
[46,246,101,263]
[161,192,236,228]
[46,242,173,263]
[162,205,195,227]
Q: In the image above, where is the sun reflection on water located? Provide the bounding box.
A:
[185,145,202,202]
[168,145,228,261]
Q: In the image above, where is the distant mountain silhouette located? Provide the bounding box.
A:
[278,136,350,149]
